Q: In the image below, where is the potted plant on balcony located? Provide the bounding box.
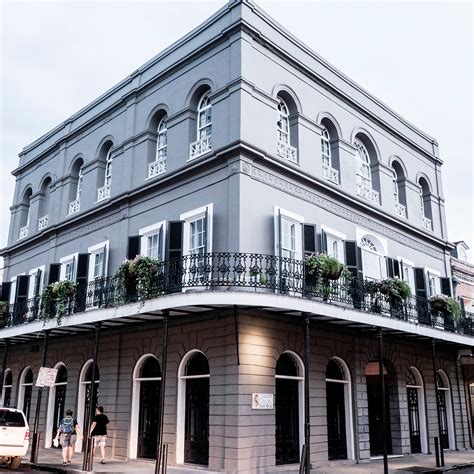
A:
[428,294,461,329]
[378,277,411,319]
[305,254,351,299]
[249,266,267,286]
[0,300,7,328]
[41,280,77,326]
[115,255,162,304]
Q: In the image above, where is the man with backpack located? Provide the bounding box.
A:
[54,409,82,466]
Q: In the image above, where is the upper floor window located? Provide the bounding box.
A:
[38,177,52,231]
[391,161,407,218]
[68,158,84,215]
[139,222,166,261]
[77,166,84,201]
[190,91,212,160]
[87,241,109,282]
[419,178,433,231]
[277,98,290,145]
[276,93,298,163]
[149,117,167,178]
[320,127,339,184]
[360,235,386,281]
[18,187,32,240]
[60,253,78,282]
[354,137,379,205]
[97,142,113,202]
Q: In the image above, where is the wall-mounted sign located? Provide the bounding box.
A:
[36,367,58,387]
[252,393,274,410]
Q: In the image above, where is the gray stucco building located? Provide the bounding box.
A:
[1,0,473,472]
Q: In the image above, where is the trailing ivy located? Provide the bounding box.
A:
[40,280,77,326]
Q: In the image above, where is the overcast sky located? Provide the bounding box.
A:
[1,0,472,256]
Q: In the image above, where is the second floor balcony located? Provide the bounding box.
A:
[1,253,472,341]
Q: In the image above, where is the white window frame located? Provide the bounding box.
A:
[397,256,415,296]
[28,265,46,300]
[197,93,212,141]
[425,267,441,296]
[274,207,304,262]
[180,204,213,256]
[9,273,26,305]
[139,222,167,261]
[356,228,388,281]
[354,138,372,188]
[277,98,290,145]
[59,253,79,282]
[76,166,84,201]
[321,226,346,263]
[87,241,109,282]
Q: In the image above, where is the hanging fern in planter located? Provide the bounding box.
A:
[40,281,77,326]
[115,255,161,304]
[378,278,412,301]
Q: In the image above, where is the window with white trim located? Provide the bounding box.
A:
[360,236,386,281]
[87,241,109,282]
[197,93,212,141]
[277,98,290,145]
[322,226,346,263]
[427,269,441,296]
[76,166,84,201]
[139,222,166,261]
[274,207,304,262]
[321,127,331,168]
[354,138,371,188]
[397,257,415,296]
[28,266,46,300]
[60,253,78,282]
[104,150,112,188]
[181,205,213,256]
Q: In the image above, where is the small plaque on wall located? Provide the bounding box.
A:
[252,393,274,410]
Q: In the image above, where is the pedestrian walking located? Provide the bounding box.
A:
[54,409,82,466]
[90,406,109,464]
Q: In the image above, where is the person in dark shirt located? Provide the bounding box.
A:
[90,406,109,464]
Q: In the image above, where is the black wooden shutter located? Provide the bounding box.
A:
[386,257,395,278]
[203,207,209,253]
[75,253,89,312]
[1,282,12,302]
[440,277,451,297]
[127,236,141,260]
[303,224,317,257]
[16,275,30,304]
[393,260,400,278]
[167,222,183,260]
[320,229,328,254]
[414,267,429,324]
[33,270,42,297]
[345,241,363,309]
[48,264,61,285]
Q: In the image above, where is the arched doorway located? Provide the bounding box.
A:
[275,352,304,465]
[77,361,100,453]
[325,358,354,460]
[130,355,161,460]
[406,367,428,453]
[176,351,209,466]
[18,367,33,422]
[51,365,68,447]
[365,361,392,456]
[1,370,12,406]
[437,370,455,450]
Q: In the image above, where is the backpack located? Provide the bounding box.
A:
[60,416,74,435]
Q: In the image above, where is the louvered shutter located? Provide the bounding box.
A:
[414,267,429,324]
[320,228,328,254]
[1,282,12,303]
[440,277,451,297]
[48,264,61,284]
[303,224,317,257]
[75,253,90,312]
[345,241,363,309]
[127,236,140,260]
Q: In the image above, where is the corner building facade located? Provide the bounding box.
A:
[1,1,472,472]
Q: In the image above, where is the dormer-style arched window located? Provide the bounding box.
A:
[354,135,380,205]
[321,126,340,184]
[38,177,52,230]
[97,142,113,202]
[19,187,32,239]
[276,94,298,163]
[189,89,212,160]
[277,98,290,145]
[147,109,168,178]
[418,178,433,231]
[360,235,386,281]
[391,161,407,218]
[68,159,84,215]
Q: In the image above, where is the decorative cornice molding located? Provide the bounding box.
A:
[239,162,444,259]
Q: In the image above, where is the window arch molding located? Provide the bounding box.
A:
[272,84,303,114]
[436,369,455,449]
[146,104,170,132]
[406,366,428,453]
[95,139,114,201]
[390,159,408,218]
[318,116,341,184]
[18,186,33,238]
[188,83,213,160]
[129,354,162,459]
[184,79,215,109]
[325,356,355,460]
[17,366,33,420]
[146,108,169,178]
[45,362,68,448]
[275,89,300,163]
[317,112,343,139]
[417,175,433,230]
[388,156,408,179]
[176,349,210,465]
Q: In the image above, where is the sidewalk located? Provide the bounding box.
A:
[27,449,474,473]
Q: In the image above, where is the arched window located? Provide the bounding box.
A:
[97,143,113,202]
[130,355,162,459]
[406,367,428,453]
[275,352,304,465]
[17,367,33,422]
[391,162,407,218]
[436,370,455,450]
[325,358,354,460]
[354,137,379,204]
[19,188,32,239]
[46,363,68,448]
[1,370,12,407]
[360,236,386,281]
[419,178,433,231]
[176,350,210,466]
[149,117,167,178]
[68,159,84,215]
[77,360,100,453]
[38,177,52,230]
[276,97,297,163]
[190,92,212,160]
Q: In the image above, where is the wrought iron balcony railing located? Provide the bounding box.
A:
[97,184,111,202]
[68,199,80,215]
[277,141,297,163]
[395,202,406,218]
[322,164,339,184]
[1,253,472,338]
[38,215,49,231]
[422,216,432,231]
[19,225,29,240]
[189,137,212,160]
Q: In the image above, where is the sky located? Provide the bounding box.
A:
[1,0,473,256]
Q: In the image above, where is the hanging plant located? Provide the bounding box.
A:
[305,254,350,281]
[115,255,161,304]
[378,278,412,301]
[429,294,461,322]
[40,281,77,326]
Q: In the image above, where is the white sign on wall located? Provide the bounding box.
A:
[252,393,274,410]
[35,367,58,387]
